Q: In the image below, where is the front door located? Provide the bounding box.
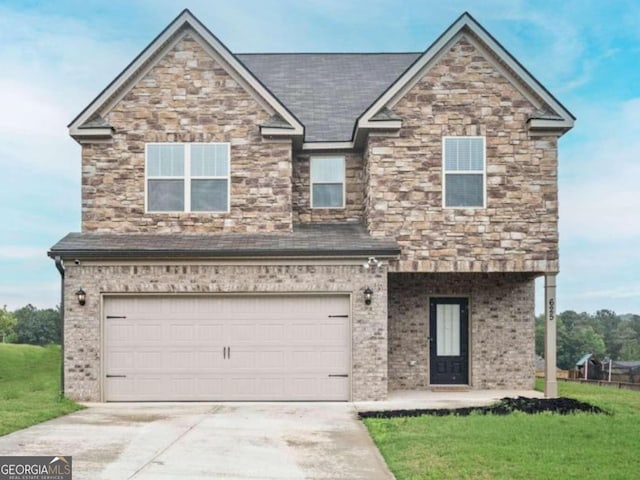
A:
[429,297,469,385]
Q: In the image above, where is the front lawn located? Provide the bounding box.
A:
[364,380,640,480]
[0,344,83,436]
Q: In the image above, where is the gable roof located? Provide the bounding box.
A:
[236,53,419,142]
[70,10,574,146]
[68,9,304,142]
[356,12,575,140]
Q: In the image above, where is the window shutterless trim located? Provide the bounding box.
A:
[442,136,486,209]
[310,155,346,209]
[145,142,231,213]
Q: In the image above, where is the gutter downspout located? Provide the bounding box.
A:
[54,256,65,398]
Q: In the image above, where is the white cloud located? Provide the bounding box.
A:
[560,98,640,241]
[0,282,60,310]
[0,247,46,261]
[574,287,640,300]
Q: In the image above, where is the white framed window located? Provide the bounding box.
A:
[310,156,345,208]
[145,143,230,213]
[442,136,486,208]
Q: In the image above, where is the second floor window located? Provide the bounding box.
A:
[146,143,230,213]
[443,136,485,208]
[311,156,345,208]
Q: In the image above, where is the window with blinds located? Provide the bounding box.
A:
[310,156,345,208]
[443,137,485,208]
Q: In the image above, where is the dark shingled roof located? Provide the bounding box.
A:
[236,53,420,142]
[48,223,400,259]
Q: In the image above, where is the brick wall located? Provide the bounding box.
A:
[63,262,387,401]
[82,33,292,233]
[388,272,536,390]
[366,36,559,273]
[292,152,365,223]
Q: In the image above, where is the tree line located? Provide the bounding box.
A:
[0,304,61,345]
[536,310,640,370]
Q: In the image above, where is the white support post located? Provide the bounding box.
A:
[544,274,558,398]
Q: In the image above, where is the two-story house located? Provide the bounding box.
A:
[49,10,573,402]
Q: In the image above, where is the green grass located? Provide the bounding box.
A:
[364,380,640,480]
[0,344,83,436]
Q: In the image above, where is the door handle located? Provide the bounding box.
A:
[228,346,231,359]
[223,346,226,359]
[328,374,349,378]
[106,374,127,378]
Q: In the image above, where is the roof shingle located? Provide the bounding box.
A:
[236,53,420,142]
[48,223,400,259]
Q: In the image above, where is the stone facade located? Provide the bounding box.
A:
[292,152,364,223]
[63,262,387,402]
[388,272,536,390]
[63,27,564,401]
[365,36,559,273]
[82,33,293,233]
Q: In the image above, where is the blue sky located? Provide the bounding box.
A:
[0,0,638,314]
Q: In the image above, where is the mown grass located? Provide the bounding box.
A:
[0,344,83,436]
[364,380,640,480]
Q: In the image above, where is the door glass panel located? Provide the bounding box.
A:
[436,304,460,356]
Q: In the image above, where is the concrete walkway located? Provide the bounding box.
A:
[0,403,392,480]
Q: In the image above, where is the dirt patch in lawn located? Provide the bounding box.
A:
[358,396,606,419]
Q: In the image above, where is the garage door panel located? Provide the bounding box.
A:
[319,321,350,344]
[104,295,350,401]
[137,323,163,342]
[136,350,164,370]
[256,324,285,342]
[197,349,225,369]
[169,323,196,342]
[166,350,197,369]
[320,350,350,368]
[107,350,134,370]
[256,350,285,368]
[106,322,134,343]
[197,323,224,341]
[290,324,317,342]
[196,377,225,397]
[228,323,256,342]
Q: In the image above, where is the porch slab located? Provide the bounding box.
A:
[353,389,543,412]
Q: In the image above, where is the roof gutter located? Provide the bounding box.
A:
[47,248,402,260]
[54,256,65,399]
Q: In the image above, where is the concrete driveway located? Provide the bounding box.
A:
[0,403,392,480]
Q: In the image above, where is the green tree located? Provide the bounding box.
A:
[0,306,17,342]
[594,309,621,358]
[13,304,61,345]
[536,310,608,369]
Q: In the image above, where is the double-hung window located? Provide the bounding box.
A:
[310,156,345,208]
[146,143,230,212]
[443,136,485,208]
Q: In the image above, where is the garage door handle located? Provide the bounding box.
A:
[328,374,349,378]
[328,315,349,318]
[106,374,127,378]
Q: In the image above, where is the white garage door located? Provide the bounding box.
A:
[104,295,351,401]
